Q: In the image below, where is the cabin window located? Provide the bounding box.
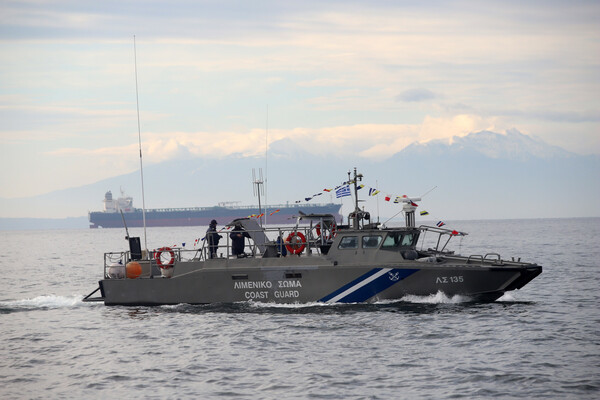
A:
[382,232,402,248]
[338,236,358,249]
[362,235,382,249]
[401,233,414,246]
[382,232,417,249]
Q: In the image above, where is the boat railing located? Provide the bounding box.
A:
[417,226,534,266]
[443,252,535,267]
[102,224,335,279]
[483,253,502,263]
[103,251,131,278]
[418,225,467,254]
[190,224,329,261]
[466,254,484,264]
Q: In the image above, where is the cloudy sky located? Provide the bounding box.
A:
[1,0,598,199]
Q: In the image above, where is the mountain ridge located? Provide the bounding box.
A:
[404,129,573,160]
[1,130,598,227]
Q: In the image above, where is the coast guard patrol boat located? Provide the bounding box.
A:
[83,169,542,305]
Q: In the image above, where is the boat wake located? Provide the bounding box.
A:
[399,291,472,304]
[0,295,97,313]
[496,292,517,302]
[222,293,474,312]
[246,301,333,309]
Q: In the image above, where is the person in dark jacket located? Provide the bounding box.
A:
[205,219,222,259]
[276,235,287,257]
[230,222,250,257]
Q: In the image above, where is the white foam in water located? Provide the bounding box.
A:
[400,291,472,304]
[496,292,516,302]
[246,300,333,309]
[2,295,85,309]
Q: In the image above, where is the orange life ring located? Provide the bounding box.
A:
[285,232,306,255]
[155,246,175,269]
[315,222,337,239]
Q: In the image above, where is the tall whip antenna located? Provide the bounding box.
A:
[133,35,148,254]
[264,104,268,225]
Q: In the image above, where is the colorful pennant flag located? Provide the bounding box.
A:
[437,221,445,227]
[270,209,281,216]
[292,179,429,209]
[420,210,429,216]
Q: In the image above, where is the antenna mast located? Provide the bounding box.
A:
[134,35,148,254]
[349,167,363,229]
[252,168,265,226]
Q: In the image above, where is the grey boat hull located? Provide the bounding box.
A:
[97,258,542,306]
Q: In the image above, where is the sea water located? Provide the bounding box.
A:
[0,218,598,399]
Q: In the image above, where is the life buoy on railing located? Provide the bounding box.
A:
[285,232,306,255]
[155,246,175,269]
[315,222,337,240]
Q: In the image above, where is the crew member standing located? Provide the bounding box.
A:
[230,222,250,257]
[205,219,222,259]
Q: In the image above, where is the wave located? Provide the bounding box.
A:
[0,295,95,312]
[246,301,332,309]
[399,291,472,304]
[213,293,472,311]
[496,292,516,302]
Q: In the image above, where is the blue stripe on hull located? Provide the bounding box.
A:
[319,268,384,302]
[320,268,419,303]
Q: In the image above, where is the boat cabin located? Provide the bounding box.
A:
[196,214,425,264]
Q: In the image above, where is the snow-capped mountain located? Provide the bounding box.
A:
[1,129,598,227]
[404,129,572,160]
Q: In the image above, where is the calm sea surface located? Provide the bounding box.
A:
[1,218,598,399]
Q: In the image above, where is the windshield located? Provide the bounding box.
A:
[382,231,417,249]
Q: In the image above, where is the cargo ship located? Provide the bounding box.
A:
[88,191,343,228]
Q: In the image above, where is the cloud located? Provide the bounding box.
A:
[0,103,133,118]
[1,1,598,200]
[297,78,348,87]
[419,115,497,144]
[45,115,501,166]
[396,88,436,102]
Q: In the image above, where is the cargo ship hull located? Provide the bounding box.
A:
[89,203,342,228]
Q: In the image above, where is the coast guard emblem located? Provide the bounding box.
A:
[388,271,400,281]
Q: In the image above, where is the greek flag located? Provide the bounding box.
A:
[336,185,351,198]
